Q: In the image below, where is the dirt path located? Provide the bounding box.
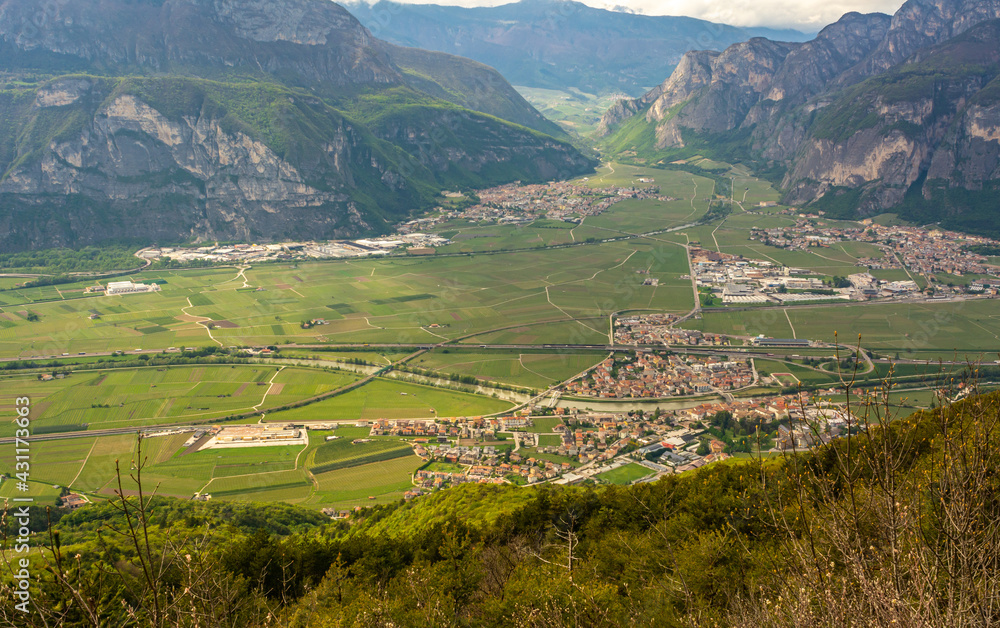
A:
[784,309,797,339]
[518,354,550,380]
[181,297,224,347]
[252,366,286,412]
[68,439,99,487]
[545,285,606,337]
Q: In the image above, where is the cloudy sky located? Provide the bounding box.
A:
[375,0,908,31]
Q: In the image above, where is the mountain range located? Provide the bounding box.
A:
[598,0,1000,235]
[0,0,593,251]
[342,0,811,96]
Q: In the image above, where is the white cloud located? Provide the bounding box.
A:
[621,0,906,30]
[368,0,908,31]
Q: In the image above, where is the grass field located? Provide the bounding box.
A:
[263,378,513,422]
[408,349,605,389]
[0,238,697,356]
[305,455,423,508]
[518,447,579,468]
[683,300,1000,356]
[517,86,625,136]
[596,463,655,485]
[0,365,359,437]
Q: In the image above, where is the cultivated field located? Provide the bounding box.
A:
[0,365,359,436]
[408,348,606,389]
[0,238,697,356]
[683,300,1000,358]
[263,378,513,422]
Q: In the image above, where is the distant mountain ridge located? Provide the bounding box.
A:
[342,0,811,96]
[598,0,1000,235]
[0,0,591,250]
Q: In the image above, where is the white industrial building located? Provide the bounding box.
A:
[105,280,161,296]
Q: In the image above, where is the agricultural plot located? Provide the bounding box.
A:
[0,267,245,357]
[0,436,97,491]
[459,319,610,346]
[0,432,194,499]
[684,300,1000,356]
[517,86,624,136]
[0,478,63,505]
[584,195,709,236]
[732,176,782,208]
[142,441,308,498]
[305,455,424,508]
[575,163,692,189]
[308,437,413,474]
[264,378,513,423]
[0,232,701,356]
[408,349,606,389]
[1,365,359,437]
[69,433,142,493]
[436,221,580,254]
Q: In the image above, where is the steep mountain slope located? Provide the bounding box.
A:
[599,0,1000,235]
[343,0,810,96]
[0,0,591,250]
[783,21,1000,218]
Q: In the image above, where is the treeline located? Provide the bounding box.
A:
[965,243,1000,256]
[4,390,998,627]
[701,199,733,223]
[0,246,139,274]
[702,409,780,453]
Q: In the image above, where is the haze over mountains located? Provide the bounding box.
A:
[599,0,1000,235]
[343,0,811,95]
[0,0,592,251]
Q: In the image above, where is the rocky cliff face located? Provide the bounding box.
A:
[0,81,395,247]
[845,0,1000,80]
[599,0,1000,233]
[598,13,890,142]
[0,0,591,250]
[0,0,397,84]
[782,18,1000,213]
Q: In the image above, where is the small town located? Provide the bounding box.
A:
[690,245,928,305]
[564,352,755,398]
[750,220,1000,287]
[363,389,859,495]
[444,180,672,224]
[614,313,730,346]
